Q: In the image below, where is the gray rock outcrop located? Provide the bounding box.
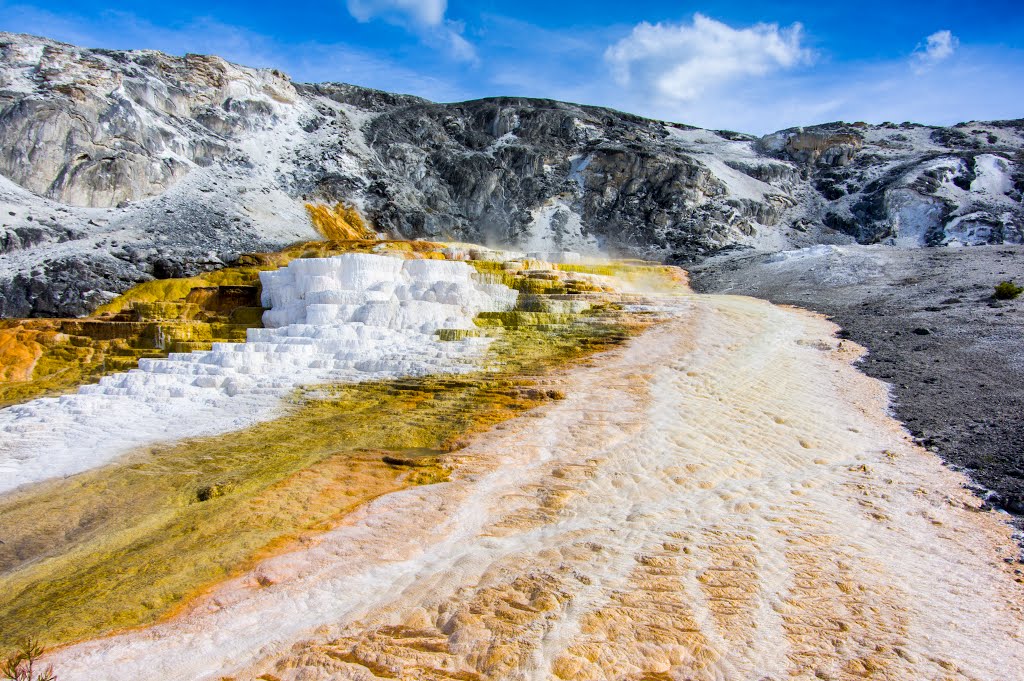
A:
[0,32,1022,317]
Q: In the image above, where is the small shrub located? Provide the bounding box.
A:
[994,281,1023,300]
[1,641,55,681]
[196,482,229,502]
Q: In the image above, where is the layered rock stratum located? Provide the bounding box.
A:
[1,31,1023,317]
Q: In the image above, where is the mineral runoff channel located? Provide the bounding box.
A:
[0,237,1022,680]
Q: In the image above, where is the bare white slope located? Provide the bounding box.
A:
[48,293,1024,680]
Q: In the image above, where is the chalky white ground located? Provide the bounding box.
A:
[0,254,517,493]
[48,291,1024,679]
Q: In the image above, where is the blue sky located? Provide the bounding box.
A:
[2,0,1022,133]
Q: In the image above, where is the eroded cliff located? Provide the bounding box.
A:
[1,32,1022,317]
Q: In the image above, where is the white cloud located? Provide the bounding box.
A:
[913,29,959,70]
[345,0,475,63]
[6,3,1021,135]
[605,14,812,102]
[346,0,446,27]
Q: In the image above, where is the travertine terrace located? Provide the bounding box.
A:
[13,252,1021,680]
[0,253,517,492]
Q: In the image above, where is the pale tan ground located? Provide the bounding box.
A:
[49,294,1024,680]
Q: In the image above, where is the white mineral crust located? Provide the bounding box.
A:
[0,254,517,493]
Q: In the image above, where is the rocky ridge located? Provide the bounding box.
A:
[1,31,1022,317]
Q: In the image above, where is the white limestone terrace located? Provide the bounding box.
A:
[0,253,518,494]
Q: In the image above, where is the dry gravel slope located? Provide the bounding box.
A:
[690,244,1024,522]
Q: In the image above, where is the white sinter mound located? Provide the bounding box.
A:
[0,254,517,494]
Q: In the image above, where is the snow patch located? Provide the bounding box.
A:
[485,132,519,154]
[942,212,999,246]
[696,155,774,202]
[971,155,1013,196]
[519,201,602,254]
[568,154,593,192]
[886,188,947,246]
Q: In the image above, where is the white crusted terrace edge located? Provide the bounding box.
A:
[0,253,517,494]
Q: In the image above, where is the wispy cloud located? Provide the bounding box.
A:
[591,42,1024,134]
[2,3,1022,135]
[346,0,446,27]
[0,1,97,46]
[345,0,477,63]
[912,29,959,71]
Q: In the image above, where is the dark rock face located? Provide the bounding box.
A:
[0,32,1023,317]
[0,253,146,317]
[356,99,757,257]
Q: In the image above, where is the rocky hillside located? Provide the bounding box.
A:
[1,31,1022,317]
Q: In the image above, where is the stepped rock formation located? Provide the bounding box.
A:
[0,253,517,492]
[1,31,1023,317]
